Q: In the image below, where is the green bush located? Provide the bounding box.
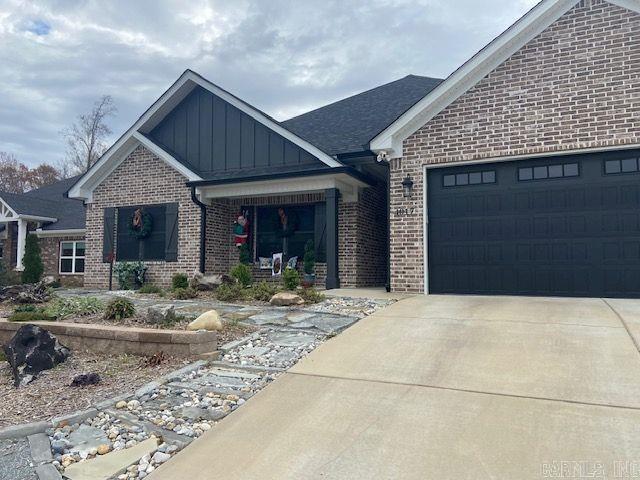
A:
[0,350,5,362]
[14,304,37,313]
[43,297,104,320]
[303,240,315,275]
[8,310,55,322]
[114,262,147,289]
[230,264,252,287]
[299,287,325,304]
[137,284,163,295]
[249,281,279,302]
[104,297,135,320]
[22,235,44,284]
[239,243,251,265]
[171,273,189,290]
[216,282,246,302]
[172,287,197,300]
[282,267,300,291]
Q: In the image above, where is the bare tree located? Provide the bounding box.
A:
[62,95,116,174]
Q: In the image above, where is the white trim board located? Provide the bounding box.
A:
[68,69,341,201]
[35,228,86,238]
[371,0,640,158]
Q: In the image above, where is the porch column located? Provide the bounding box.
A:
[15,218,27,271]
[325,188,340,289]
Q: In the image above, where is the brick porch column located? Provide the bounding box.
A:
[325,188,340,289]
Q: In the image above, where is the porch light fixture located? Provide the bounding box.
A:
[401,175,414,198]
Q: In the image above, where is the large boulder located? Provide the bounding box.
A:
[3,324,70,387]
[146,305,177,324]
[190,272,234,290]
[269,292,304,306]
[187,310,222,331]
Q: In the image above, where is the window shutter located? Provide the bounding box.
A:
[103,207,116,263]
[314,203,326,262]
[165,203,179,262]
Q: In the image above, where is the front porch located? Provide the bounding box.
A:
[192,169,388,290]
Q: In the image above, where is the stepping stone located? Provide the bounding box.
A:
[63,436,159,480]
[177,406,227,422]
[195,375,248,389]
[205,368,260,380]
[167,382,253,399]
[67,425,110,456]
[271,350,299,364]
[287,321,316,329]
[247,312,289,325]
[270,333,317,347]
[310,315,358,333]
[286,312,317,323]
[28,433,53,464]
[238,347,270,357]
[224,310,259,321]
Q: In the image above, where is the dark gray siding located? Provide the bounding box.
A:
[149,86,324,176]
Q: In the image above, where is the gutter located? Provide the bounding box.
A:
[186,166,375,188]
[190,186,207,274]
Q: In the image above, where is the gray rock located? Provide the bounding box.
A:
[190,272,224,291]
[27,433,53,463]
[147,305,177,324]
[310,314,358,334]
[67,425,109,456]
[270,333,317,347]
[238,347,270,357]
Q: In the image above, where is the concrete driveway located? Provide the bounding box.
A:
[151,295,640,479]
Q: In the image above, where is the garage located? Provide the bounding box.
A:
[426,149,640,297]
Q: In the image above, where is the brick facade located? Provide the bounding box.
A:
[86,145,387,289]
[85,146,201,288]
[39,235,85,287]
[390,0,640,292]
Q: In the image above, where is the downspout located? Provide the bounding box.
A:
[190,186,207,274]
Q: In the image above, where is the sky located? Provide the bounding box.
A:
[0,0,539,167]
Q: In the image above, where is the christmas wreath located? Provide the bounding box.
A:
[129,208,153,239]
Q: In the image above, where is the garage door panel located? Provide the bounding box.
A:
[427,149,640,297]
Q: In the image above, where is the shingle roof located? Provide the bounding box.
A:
[0,175,86,231]
[282,75,443,156]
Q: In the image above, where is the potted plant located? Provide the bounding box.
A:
[302,240,316,287]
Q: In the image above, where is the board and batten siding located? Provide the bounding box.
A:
[149,85,324,175]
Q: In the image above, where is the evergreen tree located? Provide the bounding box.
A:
[21,234,44,284]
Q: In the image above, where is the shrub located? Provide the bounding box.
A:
[249,281,279,302]
[114,262,147,290]
[22,234,44,284]
[282,267,300,291]
[8,310,55,322]
[44,297,104,320]
[14,304,37,313]
[0,350,5,362]
[172,287,197,300]
[215,282,246,302]
[171,273,189,290]
[138,284,163,295]
[104,297,135,320]
[239,243,251,265]
[299,287,325,304]
[230,264,252,287]
[303,240,315,275]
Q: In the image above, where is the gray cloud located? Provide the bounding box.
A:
[0,0,538,166]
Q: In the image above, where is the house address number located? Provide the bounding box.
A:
[395,207,416,217]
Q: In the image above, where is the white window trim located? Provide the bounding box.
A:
[59,241,85,275]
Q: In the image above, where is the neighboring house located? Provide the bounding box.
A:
[0,176,85,285]
[7,0,639,297]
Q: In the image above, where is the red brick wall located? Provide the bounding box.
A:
[39,235,85,287]
[391,0,640,292]
[85,146,201,288]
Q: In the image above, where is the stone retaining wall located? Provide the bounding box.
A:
[0,320,216,357]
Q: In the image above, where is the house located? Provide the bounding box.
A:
[6,0,639,297]
[0,176,85,285]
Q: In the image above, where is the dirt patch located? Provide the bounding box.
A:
[0,350,190,428]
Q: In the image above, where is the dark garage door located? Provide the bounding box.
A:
[427,149,640,297]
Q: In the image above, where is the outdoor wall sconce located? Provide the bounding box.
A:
[402,175,414,198]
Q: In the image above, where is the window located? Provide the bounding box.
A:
[605,158,639,175]
[116,204,168,261]
[255,204,326,263]
[518,163,579,181]
[60,241,85,274]
[443,170,496,187]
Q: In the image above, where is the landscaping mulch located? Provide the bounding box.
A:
[0,350,189,428]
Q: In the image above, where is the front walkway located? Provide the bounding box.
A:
[151,295,640,479]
